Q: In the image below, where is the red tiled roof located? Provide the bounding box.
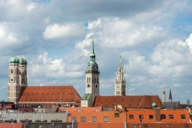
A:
[18,86,81,104]
[93,95,164,108]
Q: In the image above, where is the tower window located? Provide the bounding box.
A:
[11,69,13,74]
[96,85,97,88]
[87,84,90,88]
[11,79,13,81]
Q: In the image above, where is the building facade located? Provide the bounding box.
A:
[114,56,126,96]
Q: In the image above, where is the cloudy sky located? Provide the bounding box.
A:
[1,0,192,103]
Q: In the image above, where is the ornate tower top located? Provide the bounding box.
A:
[87,35,98,69]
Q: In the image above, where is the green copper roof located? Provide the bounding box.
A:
[82,94,92,100]
[87,35,98,69]
[19,58,27,65]
[9,56,19,63]
[152,102,157,108]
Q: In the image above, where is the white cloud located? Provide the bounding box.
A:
[43,23,85,39]
[29,52,84,79]
[87,18,165,48]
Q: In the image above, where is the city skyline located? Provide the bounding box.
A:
[0,0,192,103]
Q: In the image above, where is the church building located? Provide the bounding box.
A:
[7,57,81,106]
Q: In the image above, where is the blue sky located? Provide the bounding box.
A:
[1,0,192,103]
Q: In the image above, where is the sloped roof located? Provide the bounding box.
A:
[93,95,164,108]
[18,86,81,105]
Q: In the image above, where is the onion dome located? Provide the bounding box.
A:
[9,56,19,63]
[19,58,27,65]
[87,35,99,69]
[152,102,157,108]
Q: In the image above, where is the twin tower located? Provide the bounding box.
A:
[8,57,27,103]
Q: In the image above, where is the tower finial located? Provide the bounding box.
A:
[91,34,94,53]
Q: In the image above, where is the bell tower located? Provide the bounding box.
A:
[8,56,20,104]
[115,56,126,96]
[8,56,27,104]
[81,35,100,107]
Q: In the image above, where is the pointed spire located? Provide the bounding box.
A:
[169,89,172,102]
[119,55,122,66]
[91,34,95,54]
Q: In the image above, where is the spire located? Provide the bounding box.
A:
[91,34,95,54]
[169,89,172,102]
[119,55,122,67]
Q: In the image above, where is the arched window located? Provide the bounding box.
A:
[11,69,13,74]
[96,85,97,88]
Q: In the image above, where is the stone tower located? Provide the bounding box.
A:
[81,35,100,107]
[168,89,172,102]
[8,56,27,104]
[162,88,166,102]
[115,56,126,96]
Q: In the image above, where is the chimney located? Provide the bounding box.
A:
[154,108,160,122]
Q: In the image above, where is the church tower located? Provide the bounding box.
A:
[168,89,172,102]
[81,35,100,107]
[8,56,27,104]
[162,88,166,102]
[115,56,126,96]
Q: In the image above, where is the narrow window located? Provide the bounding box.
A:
[114,113,119,118]
[11,69,13,74]
[103,116,109,122]
[92,116,96,122]
[161,114,166,119]
[181,115,186,119]
[96,85,97,88]
[139,115,144,119]
[169,114,174,119]
[149,115,153,119]
[129,115,134,119]
[81,116,86,122]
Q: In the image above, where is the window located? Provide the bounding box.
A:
[11,69,13,74]
[72,116,76,122]
[169,114,174,119]
[161,114,166,119]
[139,115,144,119]
[129,115,134,119]
[116,91,120,95]
[181,115,186,119]
[114,113,119,118]
[103,116,109,122]
[96,85,97,88]
[149,115,153,119]
[81,116,86,122]
[87,84,90,88]
[92,116,96,122]
[11,79,13,81]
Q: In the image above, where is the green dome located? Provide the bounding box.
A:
[152,102,157,108]
[19,58,27,65]
[9,56,19,63]
[87,61,98,69]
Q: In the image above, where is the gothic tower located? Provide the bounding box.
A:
[81,35,100,107]
[168,89,172,102]
[115,56,126,96]
[8,56,27,104]
[162,88,166,102]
